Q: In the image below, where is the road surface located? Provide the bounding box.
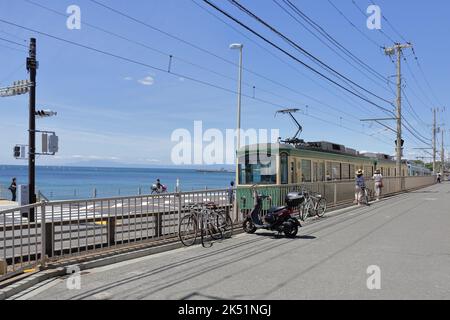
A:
[11,183,450,300]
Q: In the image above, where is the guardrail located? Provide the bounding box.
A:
[0,176,435,282]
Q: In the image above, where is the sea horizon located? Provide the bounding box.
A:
[0,165,235,201]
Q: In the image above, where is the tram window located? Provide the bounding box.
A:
[332,162,341,180]
[318,162,325,181]
[240,158,277,185]
[301,160,312,182]
[326,162,332,181]
[342,164,350,180]
[281,153,288,184]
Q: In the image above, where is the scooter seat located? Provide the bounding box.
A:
[268,206,287,214]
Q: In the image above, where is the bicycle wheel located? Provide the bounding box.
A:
[301,201,313,221]
[315,198,327,218]
[364,189,370,206]
[207,212,224,241]
[218,211,233,239]
[179,214,198,247]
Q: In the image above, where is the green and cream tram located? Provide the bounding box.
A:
[237,141,430,186]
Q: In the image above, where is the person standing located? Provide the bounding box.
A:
[8,178,17,202]
[228,181,235,204]
[373,169,383,201]
[354,169,365,205]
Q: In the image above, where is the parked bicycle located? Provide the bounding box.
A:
[179,202,233,247]
[299,188,328,221]
[359,187,373,206]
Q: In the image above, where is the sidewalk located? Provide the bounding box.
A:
[0,200,18,211]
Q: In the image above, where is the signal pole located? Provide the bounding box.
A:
[385,43,412,177]
[27,38,38,222]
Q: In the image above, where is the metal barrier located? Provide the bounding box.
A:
[0,176,435,281]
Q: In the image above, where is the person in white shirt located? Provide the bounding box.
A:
[373,169,383,201]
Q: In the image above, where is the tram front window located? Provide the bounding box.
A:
[240,158,277,185]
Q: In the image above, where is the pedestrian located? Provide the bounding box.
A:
[228,181,235,204]
[8,178,17,202]
[437,173,442,184]
[354,169,365,205]
[373,169,383,201]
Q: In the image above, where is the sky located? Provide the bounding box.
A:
[0,0,449,167]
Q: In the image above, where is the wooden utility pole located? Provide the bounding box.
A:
[384,43,412,176]
[432,108,437,175]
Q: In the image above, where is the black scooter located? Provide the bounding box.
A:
[242,187,302,238]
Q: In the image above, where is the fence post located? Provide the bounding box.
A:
[155,212,163,238]
[107,217,116,246]
[40,201,47,266]
[45,222,54,258]
[177,192,182,233]
[333,183,337,205]
[0,259,6,276]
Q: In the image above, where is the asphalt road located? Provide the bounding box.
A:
[12,183,450,300]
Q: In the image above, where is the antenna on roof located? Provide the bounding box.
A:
[275,108,303,146]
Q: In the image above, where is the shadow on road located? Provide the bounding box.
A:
[254,232,316,240]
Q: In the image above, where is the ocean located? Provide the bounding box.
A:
[0,165,235,201]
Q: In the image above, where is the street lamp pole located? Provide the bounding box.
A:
[230,43,243,222]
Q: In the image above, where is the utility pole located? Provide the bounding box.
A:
[441,129,445,175]
[384,43,412,177]
[432,108,437,175]
[27,38,38,222]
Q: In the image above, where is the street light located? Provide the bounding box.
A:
[230,43,243,222]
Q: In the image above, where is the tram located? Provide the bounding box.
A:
[237,141,431,186]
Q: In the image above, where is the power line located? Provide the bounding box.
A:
[0,36,28,48]
[326,0,383,49]
[190,0,385,121]
[202,0,394,115]
[227,0,394,107]
[279,0,390,86]
[351,0,396,44]
[0,19,397,149]
[23,0,367,125]
[369,0,409,43]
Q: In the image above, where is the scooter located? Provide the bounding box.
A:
[242,186,302,238]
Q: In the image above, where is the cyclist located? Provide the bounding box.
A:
[354,169,366,205]
[152,179,167,193]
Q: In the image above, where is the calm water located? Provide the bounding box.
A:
[0,165,235,201]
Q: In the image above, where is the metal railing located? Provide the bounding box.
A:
[0,176,435,281]
[0,184,10,201]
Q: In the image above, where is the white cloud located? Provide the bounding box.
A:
[138,76,155,86]
[124,76,133,81]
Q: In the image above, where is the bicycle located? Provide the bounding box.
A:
[179,202,232,247]
[299,189,328,221]
[359,187,373,206]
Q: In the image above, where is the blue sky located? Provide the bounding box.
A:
[0,0,449,167]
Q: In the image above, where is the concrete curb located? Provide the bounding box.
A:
[0,268,65,300]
